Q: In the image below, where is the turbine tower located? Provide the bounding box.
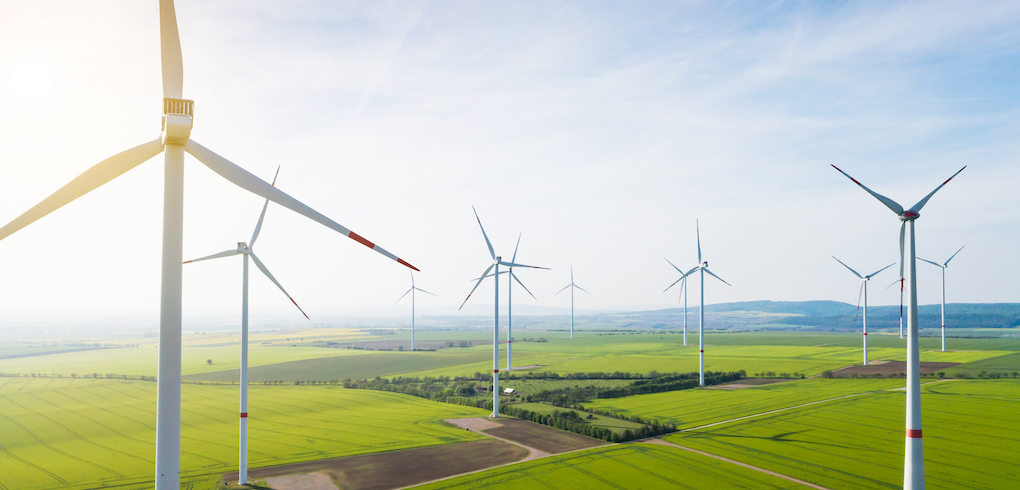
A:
[460,207,546,418]
[183,167,309,485]
[397,270,435,351]
[664,258,693,346]
[675,221,730,386]
[886,277,906,339]
[919,246,964,352]
[0,2,418,487]
[833,164,964,490]
[832,257,894,366]
[554,265,589,338]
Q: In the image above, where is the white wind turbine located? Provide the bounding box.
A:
[479,235,539,370]
[397,270,435,351]
[832,257,894,366]
[183,167,309,485]
[833,164,965,490]
[919,246,965,352]
[664,258,693,346]
[460,207,547,417]
[675,221,731,386]
[554,265,589,339]
[0,2,418,487]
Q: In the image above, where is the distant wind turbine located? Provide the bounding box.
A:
[676,221,731,386]
[832,257,894,366]
[832,164,964,490]
[460,207,547,418]
[664,258,693,346]
[554,265,589,339]
[397,271,435,351]
[475,236,537,370]
[183,167,309,485]
[919,246,965,352]
[0,2,417,486]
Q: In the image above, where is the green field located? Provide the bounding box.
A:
[0,378,489,489]
[664,380,1020,489]
[415,442,804,489]
[511,402,646,434]
[585,378,906,428]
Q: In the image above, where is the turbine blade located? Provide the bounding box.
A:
[664,257,685,275]
[696,220,702,264]
[917,257,942,268]
[944,245,965,266]
[499,260,548,270]
[0,139,164,243]
[471,206,495,260]
[159,0,184,99]
[511,272,537,300]
[414,287,437,296]
[459,264,494,310]
[183,248,241,264]
[867,263,895,277]
[250,252,308,319]
[185,140,418,271]
[885,278,901,290]
[553,284,571,296]
[472,270,507,281]
[832,256,863,279]
[899,221,906,279]
[396,287,413,303]
[249,166,280,248]
[703,268,731,286]
[855,282,864,322]
[664,276,684,293]
[831,165,904,215]
[908,166,966,213]
[511,233,521,263]
[684,266,700,277]
[574,284,591,294]
[678,276,687,303]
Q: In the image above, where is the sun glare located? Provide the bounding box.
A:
[12,62,54,98]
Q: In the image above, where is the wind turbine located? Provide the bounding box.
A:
[664,258,693,346]
[833,164,964,490]
[675,221,731,386]
[474,235,537,370]
[886,277,906,339]
[554,265,589,339]
[460,207,547,417]
[183,167,308,485]
[919,246,965,352]
[0,2,418,487]
[397,270,435,351]
[832,257,894,366]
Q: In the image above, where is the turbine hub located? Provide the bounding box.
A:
[237,242,248,251]
[900,211,919,221]
[162,98,194,146]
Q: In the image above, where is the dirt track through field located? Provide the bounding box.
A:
[646,439,832,489]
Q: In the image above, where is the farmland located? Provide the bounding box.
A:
[664,379,1020,489]
[415,442,805,489]
[0,378,489,489]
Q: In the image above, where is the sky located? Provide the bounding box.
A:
[0,0,1017,330]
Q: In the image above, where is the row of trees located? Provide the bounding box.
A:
[525,371,745,406]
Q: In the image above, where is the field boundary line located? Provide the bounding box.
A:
[393,425,609,489]
[646,439,831,490]
[675,392,870,432]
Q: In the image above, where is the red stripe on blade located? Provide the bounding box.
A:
[348,231,375,249]
[906,429,922,438]
[397,258,419,271]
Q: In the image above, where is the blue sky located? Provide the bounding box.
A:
[0,0,1017,327]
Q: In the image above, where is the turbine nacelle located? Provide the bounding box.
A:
[900,211,919,221]
[237,242,249,252]
[161,98,194,146]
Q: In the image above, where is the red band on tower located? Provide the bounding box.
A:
[700,350,704,353]
[493,369,498,373]
[240,412,248,418]
[906,429,922,438]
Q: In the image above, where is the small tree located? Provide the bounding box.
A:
[206,359,213,365]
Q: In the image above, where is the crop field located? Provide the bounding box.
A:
[584,378,906,428]
[0,378,489,490]
[664,379,1020,489]
[942,351,1020,376]
[185,348,493,383]
[415,442,804,489]
[511,402,645,434]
